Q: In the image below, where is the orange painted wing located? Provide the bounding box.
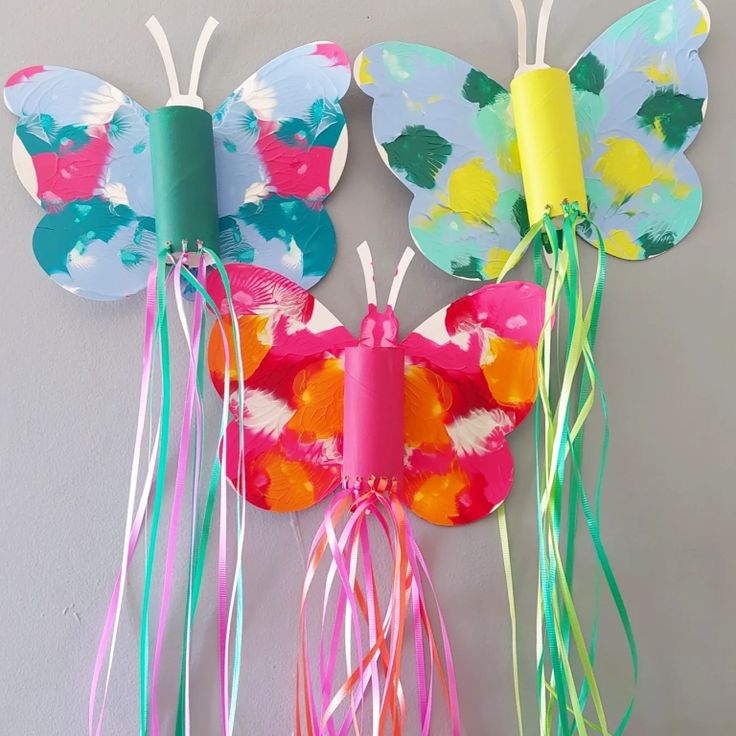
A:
[207,264,356,512]
[400,281,546,526]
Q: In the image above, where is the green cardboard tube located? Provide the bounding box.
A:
[149,106,219,254]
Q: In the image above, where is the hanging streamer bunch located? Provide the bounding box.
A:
[88,241,246,736]
[297,478,462,733]
[498,205,637,735]
[205,242,548,733]
[356,0,709,731]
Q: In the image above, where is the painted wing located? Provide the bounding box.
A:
[571,0,710,260]
[213,43,351,288]
[355,43,526,281]
[400,281,546,526]
[207,264,356,512]
[4,66,156,299]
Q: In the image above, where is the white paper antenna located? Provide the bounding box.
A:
[357,241,378,307]
[146,16,181,103]
[508,0,555,73]
[508,0,529,69]
[535,0,555,66]
[386,248,415,310]
[188,17,219,98]
[146,16,219,108]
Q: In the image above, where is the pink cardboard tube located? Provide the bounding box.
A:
[343,346,405,487]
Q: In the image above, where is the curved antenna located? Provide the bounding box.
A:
[508,0,529,70]
[535,0,555,66]
[145,16,218,107]
[356,241,378,307]
[146,16,182,102]
[187,16,219,98]
[386,248,415,310]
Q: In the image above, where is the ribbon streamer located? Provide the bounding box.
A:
[498,205,637,736]
[88,245,247,736]
[297,478,461,735]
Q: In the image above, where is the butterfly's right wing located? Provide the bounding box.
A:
[4,66,156,299]
[400,281,547,526]
[571,0,710,259]
[213,43,351,289]
[207,264,356,512]
[355,43,525,281]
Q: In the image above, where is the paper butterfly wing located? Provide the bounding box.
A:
[400,281,546,526]
[355,43,526,281]
[214,43,351,288]
[571,0,710,260]
[4,66,156,299]
[207,264,356,512]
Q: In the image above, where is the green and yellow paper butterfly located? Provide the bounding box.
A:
[356,0,709,279]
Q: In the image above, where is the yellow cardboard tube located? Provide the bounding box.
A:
[510,67,587,224]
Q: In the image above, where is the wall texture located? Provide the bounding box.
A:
[0,1,734,733]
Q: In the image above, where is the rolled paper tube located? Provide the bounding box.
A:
[510,67,588,223]
[149,106,220,253]
[343,346,405,487]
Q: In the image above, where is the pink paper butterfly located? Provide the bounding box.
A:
[206,243,546,526]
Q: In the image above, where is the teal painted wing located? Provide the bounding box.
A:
[571,0,710,260]
[355,43,526,281]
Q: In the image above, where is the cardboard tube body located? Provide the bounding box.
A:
[510,67,587,223]
[343,347,405,486]
[149,106,219,252]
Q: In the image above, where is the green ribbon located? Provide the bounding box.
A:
[174,325,212,736]
[497,206,637,736]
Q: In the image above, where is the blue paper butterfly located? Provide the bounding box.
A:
[5,20,350,299]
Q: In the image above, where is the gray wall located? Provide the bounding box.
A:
[0,0,733,733]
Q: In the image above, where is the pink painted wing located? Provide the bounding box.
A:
[207,264,356,512]
[400,281,546,526]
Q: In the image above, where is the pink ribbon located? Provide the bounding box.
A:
[89,259,169,736]
[297,480,463,735]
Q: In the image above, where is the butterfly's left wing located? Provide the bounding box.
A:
[207,264,356,512]
[400,281,546,526]
[571,0,710,260]
[4,66,156,299]
[213,43,351,288]
[355,43,526,281]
